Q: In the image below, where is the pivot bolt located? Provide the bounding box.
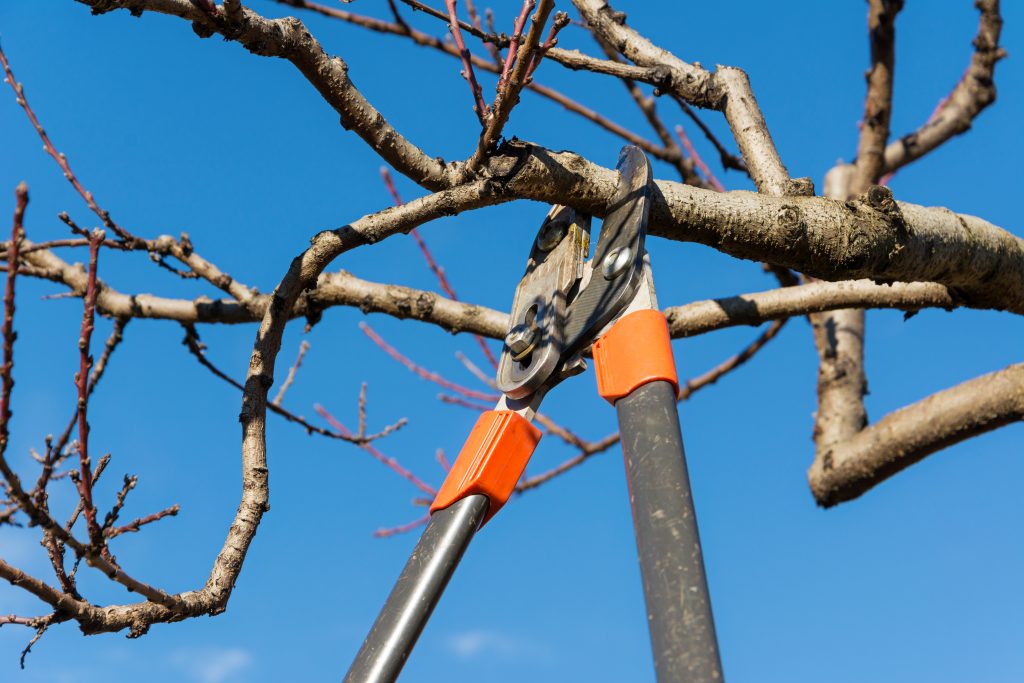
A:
[602,246,632,280]
[536,220,569,252]
[505,323,538,362]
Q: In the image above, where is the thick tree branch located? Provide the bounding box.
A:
[9,147,1024,323]
[809,364,1024,506]
[573,0,793,194]
[488,145,1024,314]
[809,0,904,463]
[663,280,959,338]
[854,0,903,189]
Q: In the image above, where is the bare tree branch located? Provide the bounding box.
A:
[882,0,1004,175]
[809,363,1024,506]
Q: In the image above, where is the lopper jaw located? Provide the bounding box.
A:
[495,145,654,401]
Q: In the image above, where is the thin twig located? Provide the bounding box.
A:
[373,512,430,538]
[181,325,404,443]
[0,184,27,462]
[106,504,181,539]
[678,319,788,400]
[435,448,451,472]
[359,321,499,402]
[38,317,129,495]
[380,167,499,368]
[272,339,310,406]
[72,230,105,551]
[468,0,554,172]
[497,1,536,92]
[675,124,725,192]
[445,0,489,123]
[314,404,436,496]
[0,44,139,245]
[675,97,749,174]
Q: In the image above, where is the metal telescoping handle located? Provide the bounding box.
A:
[343,494,489,683]
[616,380,723,683]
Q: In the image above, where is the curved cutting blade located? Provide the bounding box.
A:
[562,145,652,357]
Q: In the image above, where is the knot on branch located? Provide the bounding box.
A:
[860,185,909,259]
[786,177,816,197]
[862,184,895,212]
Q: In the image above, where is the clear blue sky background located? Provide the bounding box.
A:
[1,1,1022,682]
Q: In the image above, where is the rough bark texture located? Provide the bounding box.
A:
[809,364,1024,506]
[0,0,1015,647]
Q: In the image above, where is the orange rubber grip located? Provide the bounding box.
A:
[430,410,542,524]
[593,309,679,404]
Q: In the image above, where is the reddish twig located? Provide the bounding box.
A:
[516,432,620,492]
[675,97,750,175]
[0,184,27,461]
[359,321,499,402]
[455,350,497,387]
[0,44,138,245]
[435,448,452,472]
[373,512,430,538]
[445,0,489,123]
[466,0,501,65]
[675,124,725,192]
[105,504,181,539]
[526,10,569,81]
[73,230,105,551]
[181,324,405,443]
[38,317,128,495]
[437,392,492,412]
[497,0,536,91]
[314,404,436,496]
[380,167,499,368]
[272,339,310,406]
[678,319,788,400]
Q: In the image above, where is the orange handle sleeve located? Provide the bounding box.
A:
[592,309,679,404]
[430,410,542,524]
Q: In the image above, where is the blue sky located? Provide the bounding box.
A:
[1,1,1022,682]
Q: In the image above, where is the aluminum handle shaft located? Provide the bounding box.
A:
[616,380,723,682]
[344,495,489,683]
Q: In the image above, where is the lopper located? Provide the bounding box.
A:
[344,146,722,683]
